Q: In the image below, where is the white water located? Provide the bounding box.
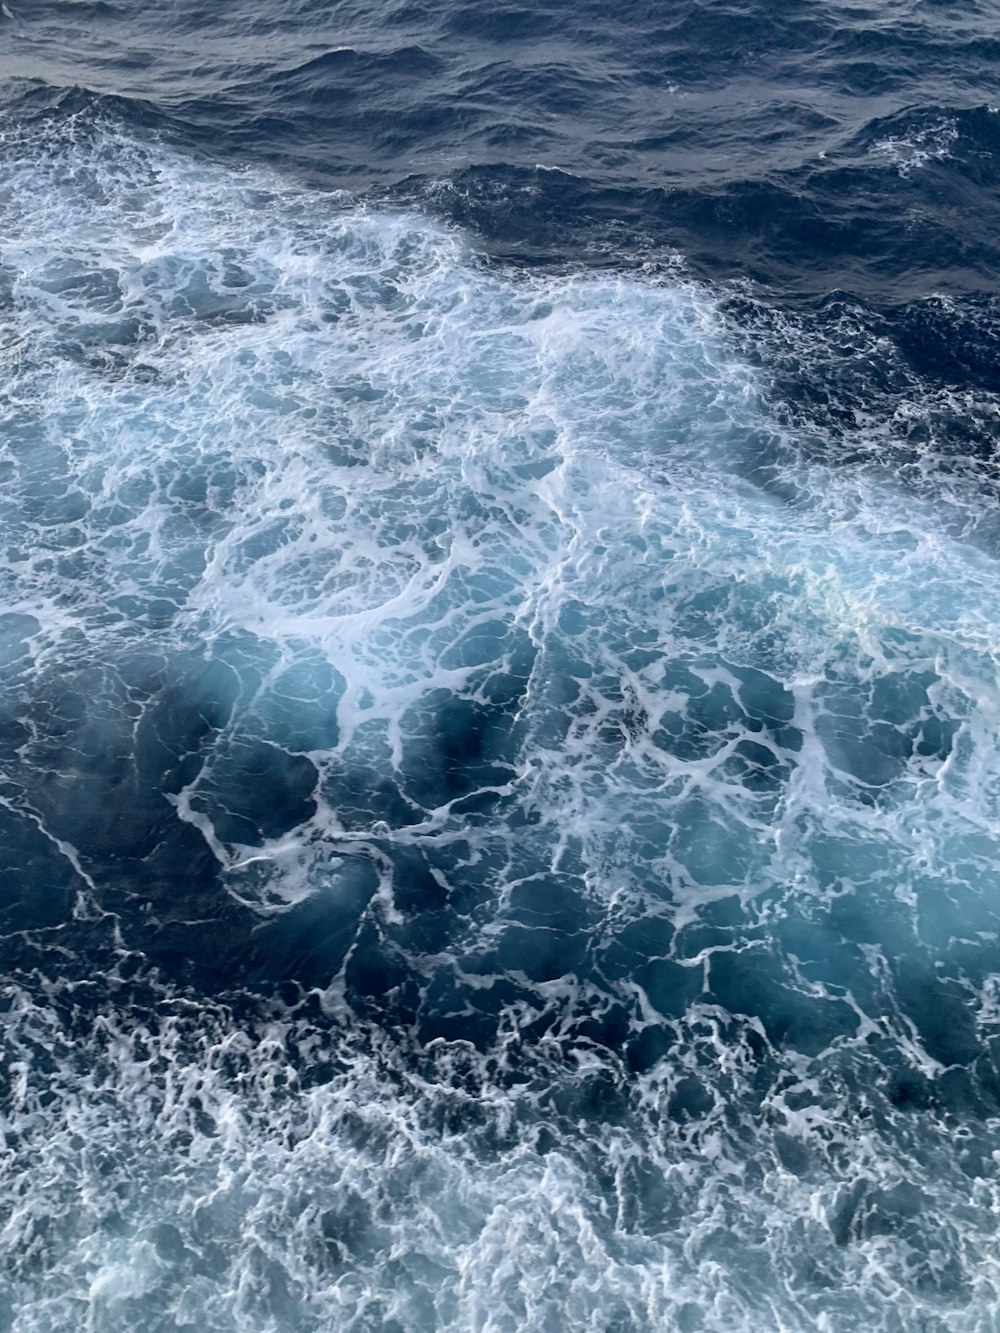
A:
[1,119,1000,1331]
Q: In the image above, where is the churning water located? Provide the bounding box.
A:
[2,3,1000,1330]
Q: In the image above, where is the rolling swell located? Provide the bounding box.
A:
[2,111,1000,1331]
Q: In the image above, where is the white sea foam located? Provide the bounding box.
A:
[871,117,958,176]
[1,118,1000,1331]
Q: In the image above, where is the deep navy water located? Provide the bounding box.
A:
[1,1,1000,1329]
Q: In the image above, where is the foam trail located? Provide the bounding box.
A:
[1,117,1000,1332]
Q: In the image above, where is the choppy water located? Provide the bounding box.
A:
[1,2,1000,1330]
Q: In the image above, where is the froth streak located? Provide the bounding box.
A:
[1,119,1000,1331]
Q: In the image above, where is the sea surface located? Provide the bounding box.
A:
[1,1,999,1329]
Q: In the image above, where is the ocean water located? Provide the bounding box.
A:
[1,2,1000,1330]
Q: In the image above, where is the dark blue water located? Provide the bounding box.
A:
[1,2,1000,1329]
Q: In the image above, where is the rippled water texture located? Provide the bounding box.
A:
[4,0,1000,290]
[1,2,1000,1331]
